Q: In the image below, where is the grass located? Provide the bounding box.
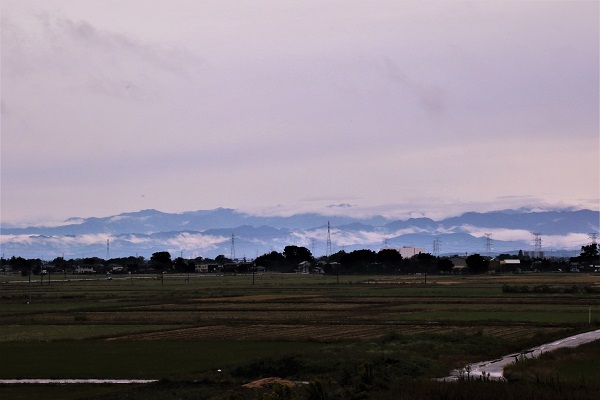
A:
[504,339,600,382]
[0,325,185,341]
[392,310,598,324]
[0,341,322,380]
[1,272,599,399]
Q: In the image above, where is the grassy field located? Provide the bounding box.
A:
[1,272,599,399]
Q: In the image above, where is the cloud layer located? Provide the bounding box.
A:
[2,1,598,224]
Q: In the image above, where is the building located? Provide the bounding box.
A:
[396,246,425,259]
[195,264,219,273]
[449,256,467,274]
[75,265,96,274]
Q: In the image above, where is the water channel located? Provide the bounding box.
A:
[441,328,600,381]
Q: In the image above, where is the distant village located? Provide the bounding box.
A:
[2,243,598,278]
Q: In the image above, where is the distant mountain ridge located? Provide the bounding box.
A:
[1,208,598,260]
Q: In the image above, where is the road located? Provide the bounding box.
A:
[441,328,600,381]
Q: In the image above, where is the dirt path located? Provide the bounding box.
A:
[441,328,600,381]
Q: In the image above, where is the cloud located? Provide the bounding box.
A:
[382,58,445,116]
[3,10,195,96]
[1,1,597,225]
[458,226,534,242]
[164,233,229,252]
[0,233,113,247]
[456,226,590,250]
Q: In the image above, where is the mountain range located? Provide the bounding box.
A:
[1,208,598,260]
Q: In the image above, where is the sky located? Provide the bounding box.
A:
[1,0,599,226]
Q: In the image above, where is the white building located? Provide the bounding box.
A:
[75,265,96,274]
[383,246,425,259]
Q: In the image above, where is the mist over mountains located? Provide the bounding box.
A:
[1,208,598,260]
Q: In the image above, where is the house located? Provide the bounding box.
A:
[501,259,520,273]
[108,264,126,273]
[296,261,312,274]
[449,257,467,274]
[295,261,325,274]
[195,264,219,273]
[490,259,520,274]
[75,265,96,274]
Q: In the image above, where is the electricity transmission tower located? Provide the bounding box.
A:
[484,233,493,258]
[532,232,542,258]
[432,236,441,257]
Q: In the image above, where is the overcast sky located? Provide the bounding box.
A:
[1,0,598,225]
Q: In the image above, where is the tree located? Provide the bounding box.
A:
[215,254,231,265]
[10,256,31,273]
[580,243,599,259]
[150,251,172,272]
[437,258,454,274]
[412,253,437,274]
[572,243,600,269]
[254,251,288,271]
[340,250,377,273]
[283,246,313,265]
[173,257,189,272]
[376,249,403,273]
[466,254,488,274]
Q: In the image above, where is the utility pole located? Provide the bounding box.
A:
[326,222,332,259]
[28,265,31,304]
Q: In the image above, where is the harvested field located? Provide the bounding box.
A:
[1,272,599,400]
[102,323,565,342]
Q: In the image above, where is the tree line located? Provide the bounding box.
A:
[1,243,597,276]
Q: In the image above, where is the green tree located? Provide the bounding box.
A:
[466,254,488,274]
[215,254,231,265]
[10,256,31,273]
[150,251,172,272]
[376,249,403,273]
[255,251,288,271]
[573,243,600,269]
[173,257,189,272]
[283,245,313,265]
[437,258,454,273]
[340,250,377,273]
[580,243,599,259]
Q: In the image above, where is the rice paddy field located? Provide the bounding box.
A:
[1,272,599,399]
